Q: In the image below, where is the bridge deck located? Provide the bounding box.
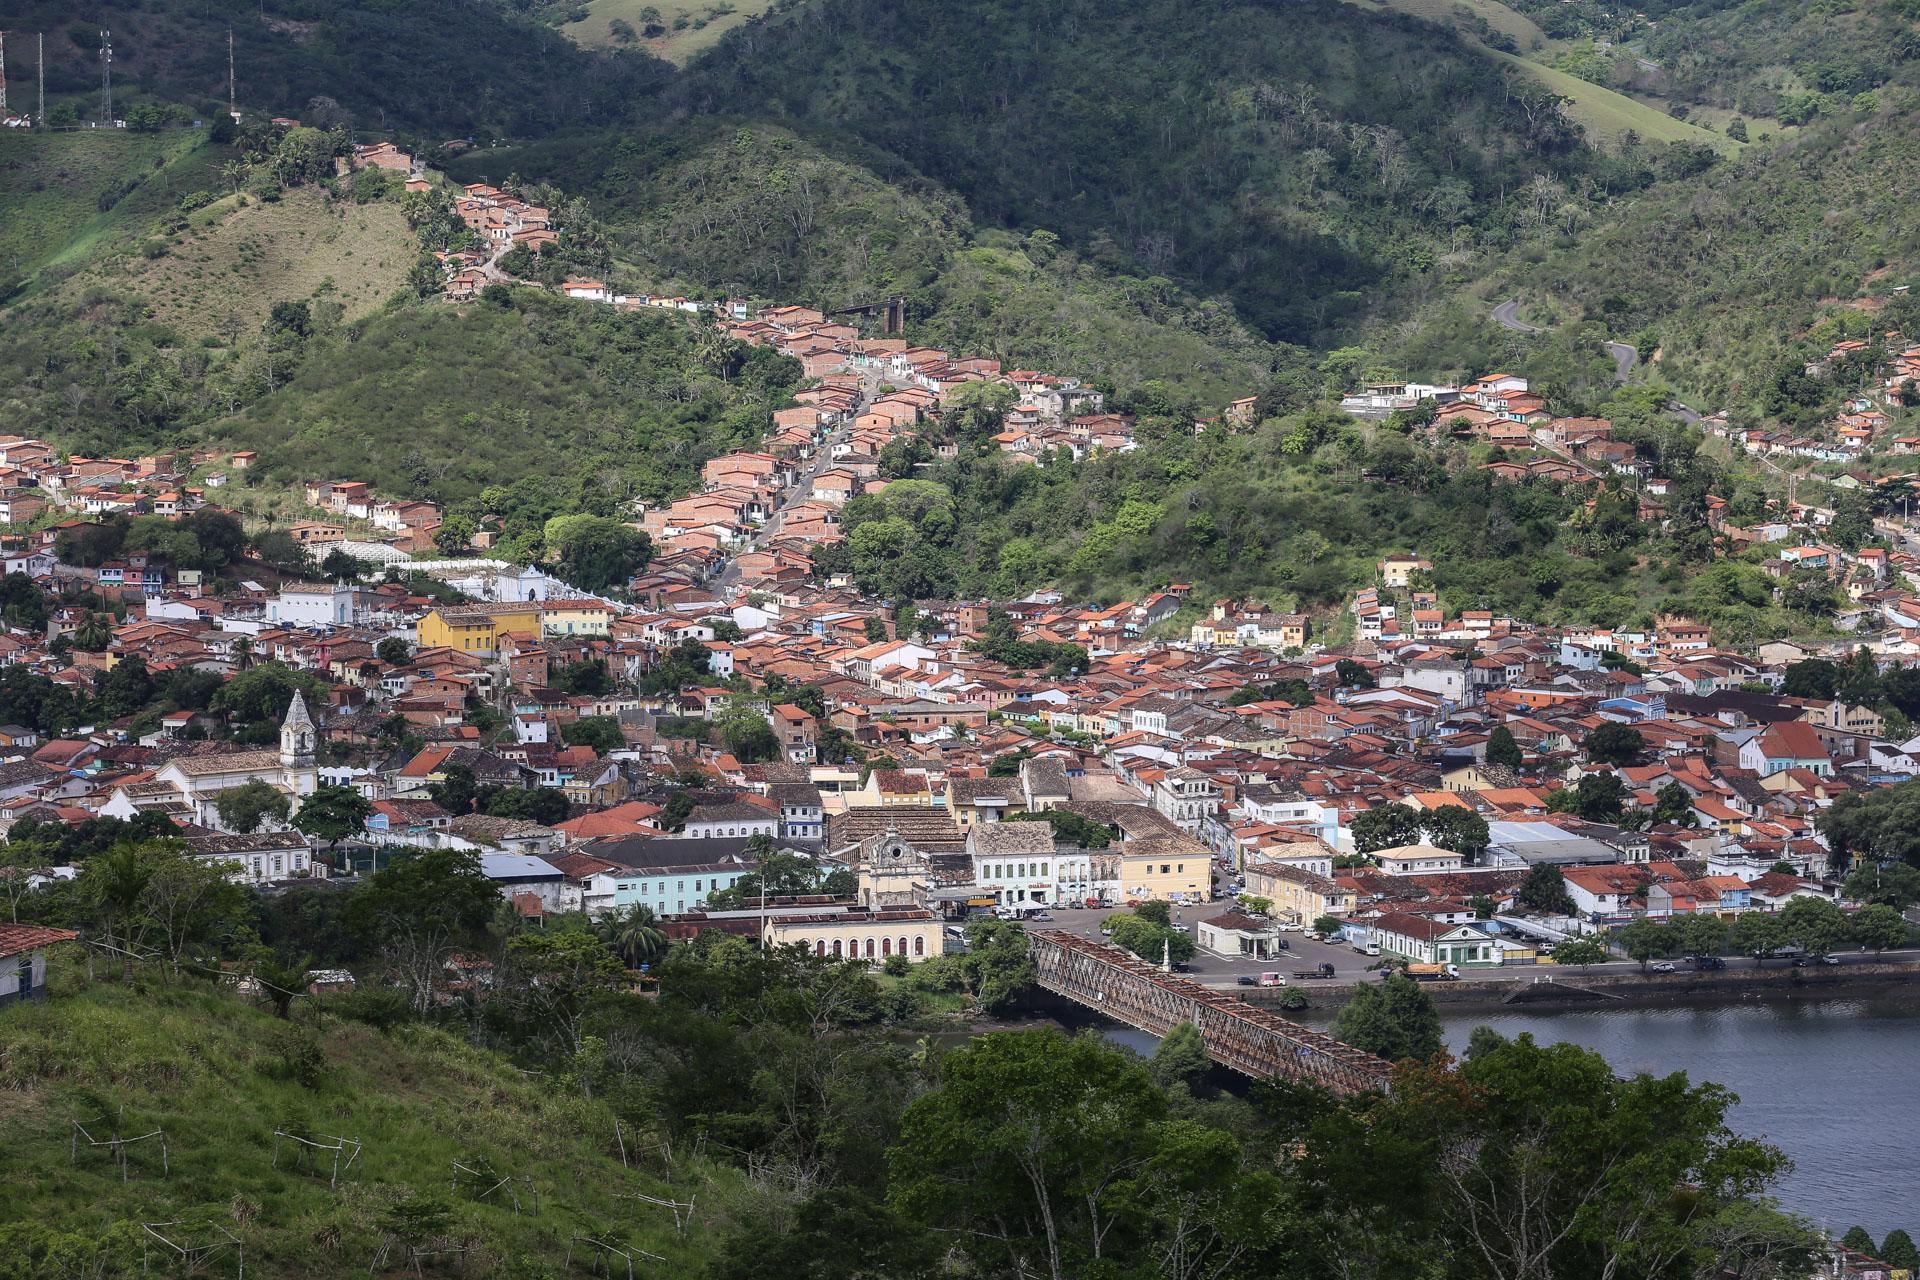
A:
[1029,931,1393,1096]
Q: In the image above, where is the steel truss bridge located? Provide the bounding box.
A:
[1029,931,1394,1096]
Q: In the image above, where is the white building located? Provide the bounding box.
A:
[1152,768,1220,835]
[266,582,361,628]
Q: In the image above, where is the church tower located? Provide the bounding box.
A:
[280,690,316,770]
[858,825,927,909]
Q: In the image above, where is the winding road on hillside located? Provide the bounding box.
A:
[1491,298,1543,334]
[1604,340,1639,384]
[1496,298,1705,420]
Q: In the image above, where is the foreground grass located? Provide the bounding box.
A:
[0,970,720,1278]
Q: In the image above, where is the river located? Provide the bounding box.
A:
[1089,996,1920,1240]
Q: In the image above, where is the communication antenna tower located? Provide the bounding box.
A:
[228,30,238,120]
[99,29,111,125]
[2,31,10,118]
[38,32,45,126]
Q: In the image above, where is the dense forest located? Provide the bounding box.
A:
[1503,0,1920,125]
[0,0,671,139]
[211,286,803,510]
[671,0,1618,343]
[446,126,1283,405]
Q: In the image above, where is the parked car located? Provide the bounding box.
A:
[1274,939,1291,951]
[1650,961,1677,973]
[1170,960,1191,972]
[1236,974,1258,986]
[1694,955,1727,970]
[1303,931,1323,942]
[1820,954,1843,965]
[1030,912,1055,922]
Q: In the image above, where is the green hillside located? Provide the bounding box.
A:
[0,978,709,1277]
[672,0,1627,343]
[204,288,803,510]
[0,130,211,296]
[448,126,1280,406]
[0,0,671,140]
[565,0,786,63]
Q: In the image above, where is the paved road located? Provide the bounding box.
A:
[1017,904,1920,988]
[1492,298,1543,334]
[1604,340,1639,384]
[1494,302,1712,425]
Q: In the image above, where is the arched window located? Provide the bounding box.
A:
[881,937,892,955]
[816,940,827,956]
[913,935,925,956]
[898,936,908,956]
[832,939,843,957]
[865,937,877,958]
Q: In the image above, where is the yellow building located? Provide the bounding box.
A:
[1243,862,1353,924]
[541,598,615,637]
[417,603,542,659]
[1118,833,1212,903]
[766,907,943,962]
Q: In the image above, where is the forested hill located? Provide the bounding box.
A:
[670,0,1614,343]
[0,0,671,138]
[444,125,1282,407]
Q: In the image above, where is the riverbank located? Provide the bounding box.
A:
[1228,959,1920,1013]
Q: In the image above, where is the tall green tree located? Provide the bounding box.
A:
[1849,903,1910,955]
[1330,973,1442,1063]
[292,784,373,854]
[1517,862,1576,915]
[889,1029,1168,1277]
[1485,726,1523,769]
[216,779,292,834]
[1351,802,1424,854]
[1584,722,1647,766]
[344,847,499,1012]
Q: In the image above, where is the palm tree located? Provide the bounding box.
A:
[602,904,667,967]
[253,952,313,1019]
[231,636,254,670]
[80,843,155,979]
[72,610,113,652]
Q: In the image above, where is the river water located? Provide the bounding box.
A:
[1090,996,1920,1239]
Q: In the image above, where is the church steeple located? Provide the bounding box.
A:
[280,689,316,769]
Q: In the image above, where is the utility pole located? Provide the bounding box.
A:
[2,31,9,119]
[98,29,111,125]
[228,30,237,120]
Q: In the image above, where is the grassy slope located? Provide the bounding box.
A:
[1350,0,1734,149]
[1483,49,1735,150]
[0,978,711,1277]
[566,0,783,63]
[59,187,415,337]
[1381,0,1550,48]
[0,131,207,285]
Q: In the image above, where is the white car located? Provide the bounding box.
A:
[1650,961,1677,973]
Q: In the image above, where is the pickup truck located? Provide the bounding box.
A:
[1406,963,1460,981]
[1292,963,1337,979]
